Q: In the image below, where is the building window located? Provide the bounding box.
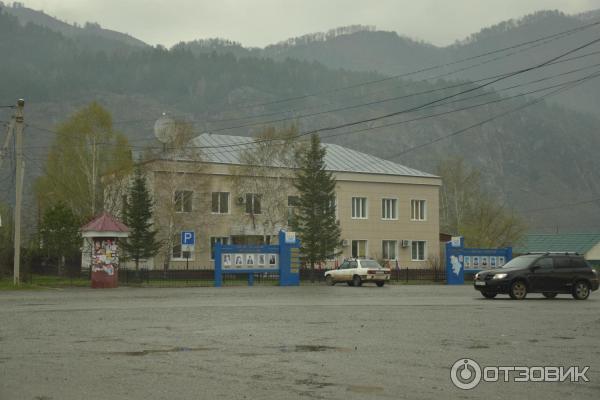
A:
[351,197,367,219]
[210,236,230,260]
[287,195,300,226]
[411,241,426,261]
[411,200,426,221]
[174,190,193,213]
[211,192,229,214]
[351,240,367,258]
[245,193,262,214]
[382,240,397,260]
[381,198,397,220]
[172,237,193,260]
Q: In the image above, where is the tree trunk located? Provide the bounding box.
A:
[310,260,315,283]
[134,258,140,282]
[58,255,65,277]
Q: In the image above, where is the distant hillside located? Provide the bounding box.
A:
[178,11,600,116]
[1,7,599,234]
[1,2,148,52]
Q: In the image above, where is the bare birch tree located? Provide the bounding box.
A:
[437,157,527,247]
[230,126,303,242]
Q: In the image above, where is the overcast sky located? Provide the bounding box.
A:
[17,0,600,48]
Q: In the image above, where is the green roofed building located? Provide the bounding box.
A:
[515,234,600,266]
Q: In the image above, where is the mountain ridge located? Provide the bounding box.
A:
[1,5,599,233]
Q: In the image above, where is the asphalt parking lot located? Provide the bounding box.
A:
[1,285,599,400]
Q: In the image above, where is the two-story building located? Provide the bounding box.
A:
[123,133,441,269]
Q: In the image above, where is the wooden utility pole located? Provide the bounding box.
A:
[91,135,96,215]
[13,99,24,286]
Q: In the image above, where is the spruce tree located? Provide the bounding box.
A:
[122,165,161,270]
[293,134,341,282]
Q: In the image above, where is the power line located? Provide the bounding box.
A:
[383,70,600,160]
[520,197,600,213]
[183,35,600,152]
[103,22,600,130]
[107,46,600,131]
[23,62,600,152]
[202,18,600,113]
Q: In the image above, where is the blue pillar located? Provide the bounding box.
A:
[278,230,300,286]
[446,239,465,285]
[247,273,254,286]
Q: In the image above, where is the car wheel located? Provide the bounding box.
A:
[509,280,527,300]
[572,281,590,300]
[376,281,385,287]
[542,292,558,299]
[352,275,362,287]
[481,291,497,299]
[325,275,335,286]
[347,281,354,287]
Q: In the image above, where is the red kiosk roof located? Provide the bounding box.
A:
[81,212,129,233]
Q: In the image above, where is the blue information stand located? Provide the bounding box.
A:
[214,231,301,287]
[446,237,512,285]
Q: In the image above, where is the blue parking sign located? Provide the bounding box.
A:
[181,231,195,245]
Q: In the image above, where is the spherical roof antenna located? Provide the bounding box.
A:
[154,113,176,144]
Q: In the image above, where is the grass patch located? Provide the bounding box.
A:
[0,275,89,290]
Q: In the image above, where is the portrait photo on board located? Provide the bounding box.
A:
[268,254,277,266]
[235,254,244,266]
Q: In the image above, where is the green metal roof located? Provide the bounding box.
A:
[515,233,600,255]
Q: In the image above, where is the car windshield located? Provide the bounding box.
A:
[360,260,382,269]
[498,255,537,270]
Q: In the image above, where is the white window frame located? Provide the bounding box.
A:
[245,193,262,215]
[210,236,230,260]
[411,199,427,221]
[211,192,230,214]
[411,240,427,261]
[382,240,397,260]
[351,239,368,258]
[174,190,193,213]
[381,198,398,220]
[351,197,368,219]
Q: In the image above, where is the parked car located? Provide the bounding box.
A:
[473,252,599,300]
[325,259,391,287]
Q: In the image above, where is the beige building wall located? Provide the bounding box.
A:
[335,173,440,268]
[144,160,441,270]
[585,242,600,261]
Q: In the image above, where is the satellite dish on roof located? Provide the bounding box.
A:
[154,113,176,143]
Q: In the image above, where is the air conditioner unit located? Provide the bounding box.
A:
[236,196,245,205]
[341,239,349,247]
[401,240,410,248]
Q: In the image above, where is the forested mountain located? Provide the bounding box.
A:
[2,1,147,52]
[1,5,600,233]
[180,11,600,116]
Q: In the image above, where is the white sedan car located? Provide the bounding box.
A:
[325,259,391,287]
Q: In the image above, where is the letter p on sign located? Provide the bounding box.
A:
[181,231,195,245]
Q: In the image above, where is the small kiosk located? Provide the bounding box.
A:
[81,212,129,289]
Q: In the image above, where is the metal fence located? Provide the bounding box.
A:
[118,267,282,287]
[300,267,447,284]
[8,265,449,287]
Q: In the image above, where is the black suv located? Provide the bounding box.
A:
[473,253,599,300]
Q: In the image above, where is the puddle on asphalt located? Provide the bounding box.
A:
[347,384,385,394]
[466,343,490,349]
[295,378,336,388]
[109,347,209,356]
[276,345,352,353]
